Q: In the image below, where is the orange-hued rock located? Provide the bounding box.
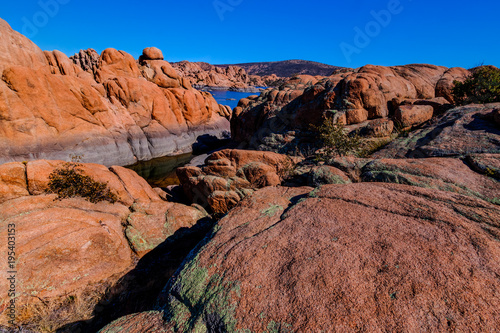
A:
[395,104,434,127]
[109,166,162,204]
[0,194,134,310]
[346,108,369,124]
[0,159,210,329]
[231,64,469,150]
[435,67,470,103]
[0,19,47,73]
[171,60,274,92]
[126,201,207,256]
[103,183,500,332]
[0,162,29,203]
[44,50,82,76]
[70,48,100,73]
[25,160,134,205]
[0,19,229,167]
[390,97,454,119]
[140,47,164,61]
[177,149,294,213]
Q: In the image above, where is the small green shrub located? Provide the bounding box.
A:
[314,118,362,159]
[47,163,117,204]
[452,66,500,105]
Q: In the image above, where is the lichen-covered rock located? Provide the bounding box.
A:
[102,183,500,332]
[374,103,500,158]
[288,164,351,187]
[465,154,500,180]
[361,157,500,203]
[99,311,171,333]
[361,118,394,137]
[126,201,207,256]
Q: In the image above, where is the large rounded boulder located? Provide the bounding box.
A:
[101,183,500,332]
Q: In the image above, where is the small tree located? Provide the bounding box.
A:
[47,163,117,204]
[315,117,361,159]
[452,66,500,105]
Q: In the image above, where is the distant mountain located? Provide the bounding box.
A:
[215,60,343,77]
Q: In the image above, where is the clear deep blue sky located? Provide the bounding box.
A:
[2,0,499,68]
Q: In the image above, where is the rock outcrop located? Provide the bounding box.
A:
[0,19,48,73]
[466,153,500,180]
[101,183,500,332]
[360,157,500,203]
[231,64,469,150]
[0,160,208,329]
[0,18,230,167]
[171,61,280,92]
[176,149,296,214]
[374,103,500,158]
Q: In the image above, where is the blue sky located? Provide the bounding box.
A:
[1,0,499,68]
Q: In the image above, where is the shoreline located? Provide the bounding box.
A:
[194,85,266,93]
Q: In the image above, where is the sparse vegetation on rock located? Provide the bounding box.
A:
[453,66,500,105]
[47,162,118,204]
[315,118,362,159]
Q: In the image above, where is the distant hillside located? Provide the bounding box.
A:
[216,60,343,77]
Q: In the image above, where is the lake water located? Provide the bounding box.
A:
[126,153,193,187]
[126,90,263,187]
[208,90,261,109]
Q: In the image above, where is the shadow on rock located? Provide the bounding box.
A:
[56,217,215,333]
[463,112,500,133]
[192,134,231,155]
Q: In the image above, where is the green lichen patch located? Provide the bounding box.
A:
[161,239,242,332]
[125,226,157,253]
[308,166,350,186]
[266,320,293,333]
[167,269,241,331]
[260,204,283,217]
[308,186,323,198]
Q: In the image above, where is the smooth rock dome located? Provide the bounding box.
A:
[141,47,164,60]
